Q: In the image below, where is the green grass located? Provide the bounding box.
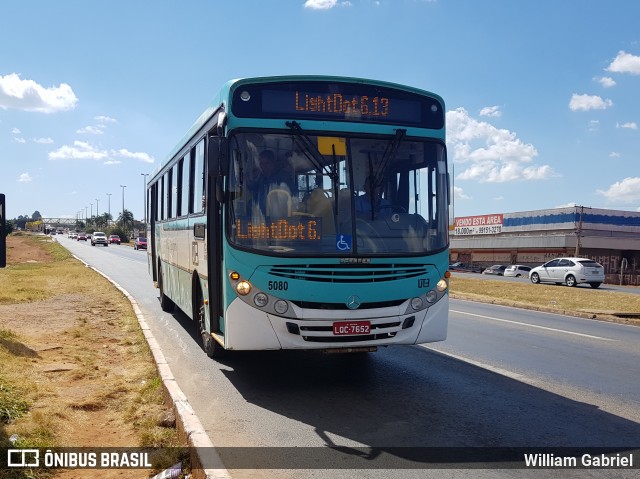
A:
[0,233,184,474]
[449,275,640,317]
[0,380,30,424]
[0,238,96,305]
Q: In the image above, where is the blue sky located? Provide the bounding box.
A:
[1,0,639,221]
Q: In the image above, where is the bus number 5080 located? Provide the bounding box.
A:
[268,281,288,291]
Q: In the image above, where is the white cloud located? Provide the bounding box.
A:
[0,73,78,113]
[13,137,26,144]
[17,173,32,182]
[479,105,502,118]
[588,120,599,132]
[48,141,154,164]
[114,148,154,163]
[569,94,613,111]
[33,137,54,144]
[597,177,640,204]
[77,125,104,135]
[453,186,470,200]
[594,76,616,88]
[49,141,109,161]
[94,115,117,123]
[446,108,554,183]
[606,51,640,75]
[304,0,351,9]
[11,127,21,134]
[609,152,621,158]
[616,121,638,130]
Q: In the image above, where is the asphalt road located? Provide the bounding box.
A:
[58,236,640,478]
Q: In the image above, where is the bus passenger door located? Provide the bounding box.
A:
[207,137,224,334]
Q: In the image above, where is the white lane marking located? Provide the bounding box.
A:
[422,346,526,380]
[451,309,615,341]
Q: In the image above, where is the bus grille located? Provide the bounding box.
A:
[290,299,405,310]
[269,264,428,283]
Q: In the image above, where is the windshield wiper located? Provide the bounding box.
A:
[286,120,341,223]
[372,128,406,187]
[285,121,336,180]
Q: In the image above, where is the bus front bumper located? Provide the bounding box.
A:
[224,295,448,351]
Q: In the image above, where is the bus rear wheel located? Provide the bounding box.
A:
[158,262,175,312]
[196,285,224,359]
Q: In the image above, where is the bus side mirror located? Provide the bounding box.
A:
[208,136,228,177]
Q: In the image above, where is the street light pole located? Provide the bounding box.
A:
[141,173,149,228]
[106,193,112,225]
[95,198,99,219]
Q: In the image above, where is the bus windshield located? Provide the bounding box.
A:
[227,131,448,256]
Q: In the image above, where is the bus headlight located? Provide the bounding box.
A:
[436,278,448,292]
[236,280,251,296]
[426,290,438,303]
[410,297,423,310]
[274,300,289,315]
[253,292,268,308]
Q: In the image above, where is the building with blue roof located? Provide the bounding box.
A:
[450,206,640,285]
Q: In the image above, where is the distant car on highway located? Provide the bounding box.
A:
[133,237,147,250]
[529,257,605,288]
[77,233,87,241]
[91,232,109,247]
[109,235,121,245]
[482,265,507,276]
[504,265,532,277]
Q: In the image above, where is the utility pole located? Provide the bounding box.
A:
[574,205,584,256]
[120,185,127,228]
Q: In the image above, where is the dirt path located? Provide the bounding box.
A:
[1,235,184,478]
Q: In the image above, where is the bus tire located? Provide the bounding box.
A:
[195,283,224,359]
[158,262,175,312]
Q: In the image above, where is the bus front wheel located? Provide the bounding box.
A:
[196,285,224,359]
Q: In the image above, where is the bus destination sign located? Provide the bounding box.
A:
[235,217,322,242]
[232,81,444,129]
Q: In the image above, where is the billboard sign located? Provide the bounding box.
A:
[453,213,503,235]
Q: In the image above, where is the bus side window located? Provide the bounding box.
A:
[193,140,205,213]
[181,153,190,215]
[161,173,167,220]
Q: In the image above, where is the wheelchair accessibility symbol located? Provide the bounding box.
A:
[336,235,352,251]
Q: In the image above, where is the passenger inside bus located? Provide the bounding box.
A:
[354,176,391,218]
[248,149,295,215]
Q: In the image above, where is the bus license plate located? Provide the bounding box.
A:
[333,321,371,336]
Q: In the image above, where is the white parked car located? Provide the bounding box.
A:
[529,257,604,288]
[504,265,532,277]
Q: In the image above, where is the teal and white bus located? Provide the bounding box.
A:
[147,76,450,358]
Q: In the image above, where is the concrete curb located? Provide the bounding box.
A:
[72,254,231,479]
